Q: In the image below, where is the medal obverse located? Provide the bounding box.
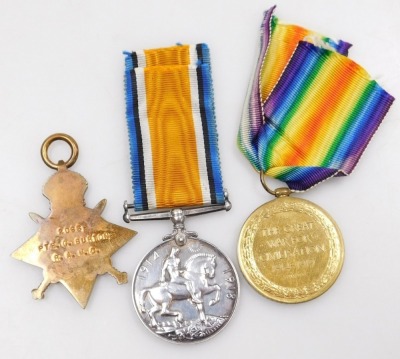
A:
[134,237,238,343]
[12,134,136,308]
[132,210,239,343]
[238,196,343,303]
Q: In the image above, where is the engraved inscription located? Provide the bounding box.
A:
[56,223,87,235]
[37,222,116,262]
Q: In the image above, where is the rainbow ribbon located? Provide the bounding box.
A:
[238,6,394,191]
[124,44,224,211]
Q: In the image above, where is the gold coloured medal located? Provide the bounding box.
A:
[12,134,136,308]
[236,6,393,303]
[238,181,344,303]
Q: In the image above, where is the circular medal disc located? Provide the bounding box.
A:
[238,196,344,303]
[133,238,239,343]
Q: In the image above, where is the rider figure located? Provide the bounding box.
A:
[160,247,201,304]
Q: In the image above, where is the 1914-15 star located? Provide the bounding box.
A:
[12,164,136,308]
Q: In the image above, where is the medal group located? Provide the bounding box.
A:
[12,6,394,345]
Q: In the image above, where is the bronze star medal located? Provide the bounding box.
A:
[12,133,136,308]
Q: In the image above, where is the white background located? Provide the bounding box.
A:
[1,0,399,358]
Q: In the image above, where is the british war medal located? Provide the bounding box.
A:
[123,44,239,342]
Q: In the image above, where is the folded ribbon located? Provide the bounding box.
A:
[238,6,394,191]
[124,44,224,210]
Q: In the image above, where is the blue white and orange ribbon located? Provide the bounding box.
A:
[124,44,224,211]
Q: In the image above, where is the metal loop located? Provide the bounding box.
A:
[259,171,292,198]
[41,133,79,170]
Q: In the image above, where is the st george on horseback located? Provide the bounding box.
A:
[138,247,221,327]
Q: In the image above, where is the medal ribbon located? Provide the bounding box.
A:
[238,6,395,191]
[124,44,224,211]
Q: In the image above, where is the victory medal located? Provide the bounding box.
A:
[123,44,239,342]
[12,134,136,308]
[239,181,344,303]
[237,7,394,303]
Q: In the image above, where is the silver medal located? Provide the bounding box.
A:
[131,209,239,343]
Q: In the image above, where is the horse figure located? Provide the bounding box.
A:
[138,253,221,327]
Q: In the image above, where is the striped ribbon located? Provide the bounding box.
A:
[124,44,224,211]
[238,6,395,191]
